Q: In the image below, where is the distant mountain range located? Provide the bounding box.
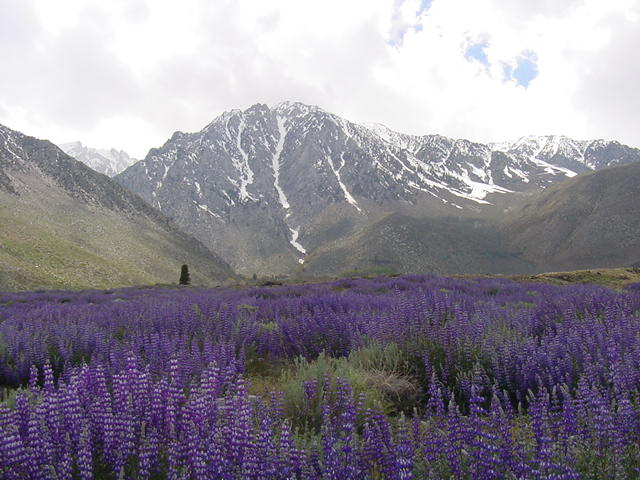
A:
[59,141,137,177]
[0,123,233,291]
[2,101,639,290]
[114,102,640,276]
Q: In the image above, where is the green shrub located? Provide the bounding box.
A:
[277,343,420,433]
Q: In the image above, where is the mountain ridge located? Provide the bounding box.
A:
[0,123,234,291]
[59,141,137,177]
[501,161,640,272]
[116,102,640,276]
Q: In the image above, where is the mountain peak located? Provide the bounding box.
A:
[272,100,317,109]
[60,140,83,149]
[0,122,25,140]
[59,141,137,177]
[115,103,640,276]
[203,102,324,131]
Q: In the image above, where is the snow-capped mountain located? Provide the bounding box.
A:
[60,141,137,177]
[115,102,640,276]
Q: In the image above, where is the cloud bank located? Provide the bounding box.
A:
[0,0,638,157]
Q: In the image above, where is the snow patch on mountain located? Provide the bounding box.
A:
[272,116,290,210]
[0,125,26,161]
[289,227,306,255]
[228,117,256,203]
[326,153,362,213]
[193,201,221,218]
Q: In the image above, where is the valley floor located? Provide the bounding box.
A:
[1,273,640,478]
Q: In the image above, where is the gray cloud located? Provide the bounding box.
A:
[573,14,640,142]
[41,29,141,126]
[0,0,638,157]
[0,1,143,137]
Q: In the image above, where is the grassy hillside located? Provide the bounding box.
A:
[510,267,640,290]
[302,213,533,277]
[501,162,640,272]
[0,188,233,291]
[0,123,235,292]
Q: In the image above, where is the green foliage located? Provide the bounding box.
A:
[0,387,19,408]
[573,442,640,479]
[277,343,420,433]
[258,321,279,332]
[237,304,259,312]
[113,326,128,341]
[512,267,640,290]
[339,265,399,279]
[179,264,190,285]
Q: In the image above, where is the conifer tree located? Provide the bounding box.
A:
[179,264,190,285]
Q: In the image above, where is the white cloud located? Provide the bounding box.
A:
[0,0,638,157]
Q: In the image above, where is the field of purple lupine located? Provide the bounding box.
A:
[1,275,640,479]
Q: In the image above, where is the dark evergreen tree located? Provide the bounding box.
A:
[179,264,190,285]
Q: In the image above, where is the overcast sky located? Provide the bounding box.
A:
[1,0,639,158]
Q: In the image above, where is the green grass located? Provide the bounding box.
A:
[511,267,640,290]
[247,343,421,434]
[338,265,400,279]
[0,191,226,292]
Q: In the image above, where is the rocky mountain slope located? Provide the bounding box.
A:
[59,141,137,177]
[501,162,640,272]
[116,102,640,276]
[0,123,234,291]
[303,214,532,277]
[306,162,640,276]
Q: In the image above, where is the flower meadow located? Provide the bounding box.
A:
[1,275,640,479]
